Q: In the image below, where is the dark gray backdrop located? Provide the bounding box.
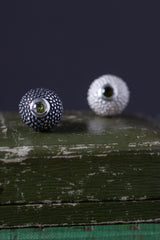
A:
[0,0,159,116]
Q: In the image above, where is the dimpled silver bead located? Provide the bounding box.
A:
[19,88,63,131]
[87,75,130,116]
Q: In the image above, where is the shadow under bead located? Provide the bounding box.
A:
[19,88,63,131]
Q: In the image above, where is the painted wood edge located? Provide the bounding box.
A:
[0,200,160,228]
[0,153,160,204]
[0,149,160,163]
[0,223,160,239]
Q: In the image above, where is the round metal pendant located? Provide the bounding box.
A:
[19,88,63,131]
[87,75,130,116]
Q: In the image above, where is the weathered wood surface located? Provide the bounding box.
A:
[1,224,160,240]
[0,201,160,227]
[0,111,160,227]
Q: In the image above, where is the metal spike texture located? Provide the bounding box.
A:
[19,88,63,131]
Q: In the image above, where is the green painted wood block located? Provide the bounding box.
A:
[0,223,160,240]
[0,111,160,227]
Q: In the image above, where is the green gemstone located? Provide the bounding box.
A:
[34,102,45,114]
[103,86,114,98]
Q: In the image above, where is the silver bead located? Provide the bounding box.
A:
[87,75,130,116]
[19,88,63,131]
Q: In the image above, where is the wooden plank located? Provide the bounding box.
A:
[0,154,160,204]
[0,111,160,227]
[0,201,160,227]
[0,112,159,160]
[0,223,160,240]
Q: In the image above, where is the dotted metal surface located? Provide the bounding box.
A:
[87,75,130,116]
[19,88,63,131]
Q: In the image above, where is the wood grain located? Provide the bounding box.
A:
[0,111,159,227]
[0,201,160,227]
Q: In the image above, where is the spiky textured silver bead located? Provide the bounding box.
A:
[87,75,130,116]
[19,88,63,131]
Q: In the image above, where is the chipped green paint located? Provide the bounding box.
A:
[0,112,159,160]
[0,154,160,205]
[0,111,160,227]
[1,224,160,240]
[0,201,160,227]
